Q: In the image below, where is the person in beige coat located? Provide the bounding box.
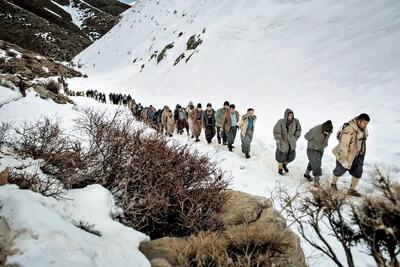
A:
[238,108,257,159]
[160,105,169,134]
[165,110,176,137]
[331,113,370,197]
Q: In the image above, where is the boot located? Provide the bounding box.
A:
[195,138,200,142]
[304,169,312,181]
[314,176,320,187]
[282,163,289,173]
[228,144,233,152]
[347,189,362,197]
[278,163,284,176]
[330,183,338,192]
[245,153,250,159]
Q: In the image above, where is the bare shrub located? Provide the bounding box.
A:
[172,223,288,267]
[74,108,231,238]
[0,122,12,145]
[13,117,85,184]
[274,168,400,267]
[8,169,64,199]
[352,168,400,267]
[72,220,102,236]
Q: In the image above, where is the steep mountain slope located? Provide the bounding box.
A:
[0,0,130,61]
[71,0,400,168]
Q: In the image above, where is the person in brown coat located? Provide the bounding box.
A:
[160,105,170,134]
[331,113,370,197]
[221,104,240,152]
[192,103,204,142]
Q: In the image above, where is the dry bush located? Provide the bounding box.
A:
[274,168,400,267]
[72,220,102,237]
[13,117,86,183]
[8,169,65,199]
[172,223,288,267]
[352,168,400,267]
[0,122,12,145]
[74,108,230,238]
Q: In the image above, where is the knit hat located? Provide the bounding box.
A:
[223,101,229,106]
[197,103,202,108]
[322,120,333,133]
[207,103,212,107]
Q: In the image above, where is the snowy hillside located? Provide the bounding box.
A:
[71,0,400,170]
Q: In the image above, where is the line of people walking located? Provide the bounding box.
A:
[67,90,370,197]
[273,109,370,197]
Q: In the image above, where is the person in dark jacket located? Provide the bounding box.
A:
[303,120,333,186]
[221,104,240,152]
[273,108,302,175]
[203,103,216,144]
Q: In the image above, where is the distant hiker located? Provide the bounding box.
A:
[221,104,240,152]
[187,104,196,138]
[303,120,333,186]
[165,109,176,137]
[331,113,370,197]
[17,77,28,97]
[203,103,216,144]
[161,105,170,134]
[273,108,302,175]
[174,105,187,135]
[215,101,230,145]
[238,108,257,159]
[192,103,204,142]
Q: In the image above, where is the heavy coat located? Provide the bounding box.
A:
[273,109,302,153]
[304,124,331,151]
[332,118,368,169]
[221,110,240,132]
[203,109,216,141]
[165,113,176,135]
[215,107,227,128]
[192,109,204,138]
[238,114,257,137]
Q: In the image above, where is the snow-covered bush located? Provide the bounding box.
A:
[8,170,64,199]
[0,122,12,145]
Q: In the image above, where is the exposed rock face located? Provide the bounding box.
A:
[0,0,130,61]
[139,190,306,267]
[0,40,82,80]
[33,84,74,105]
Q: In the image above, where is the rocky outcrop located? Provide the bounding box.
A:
[139,190,306,267]
[0,0,129,61]
[0,40,82,80]
[33,84,74,105]
[0,216,13,266]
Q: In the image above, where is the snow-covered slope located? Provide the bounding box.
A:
[71,0,400,169]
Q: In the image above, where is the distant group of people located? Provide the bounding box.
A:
[66,91,370,197]
[272,109,370,197]
[128,101,256,159]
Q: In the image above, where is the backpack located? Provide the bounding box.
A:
[336,123,349,141]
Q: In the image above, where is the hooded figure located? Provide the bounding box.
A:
[273,108,302,175]
[303,120,333,186]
